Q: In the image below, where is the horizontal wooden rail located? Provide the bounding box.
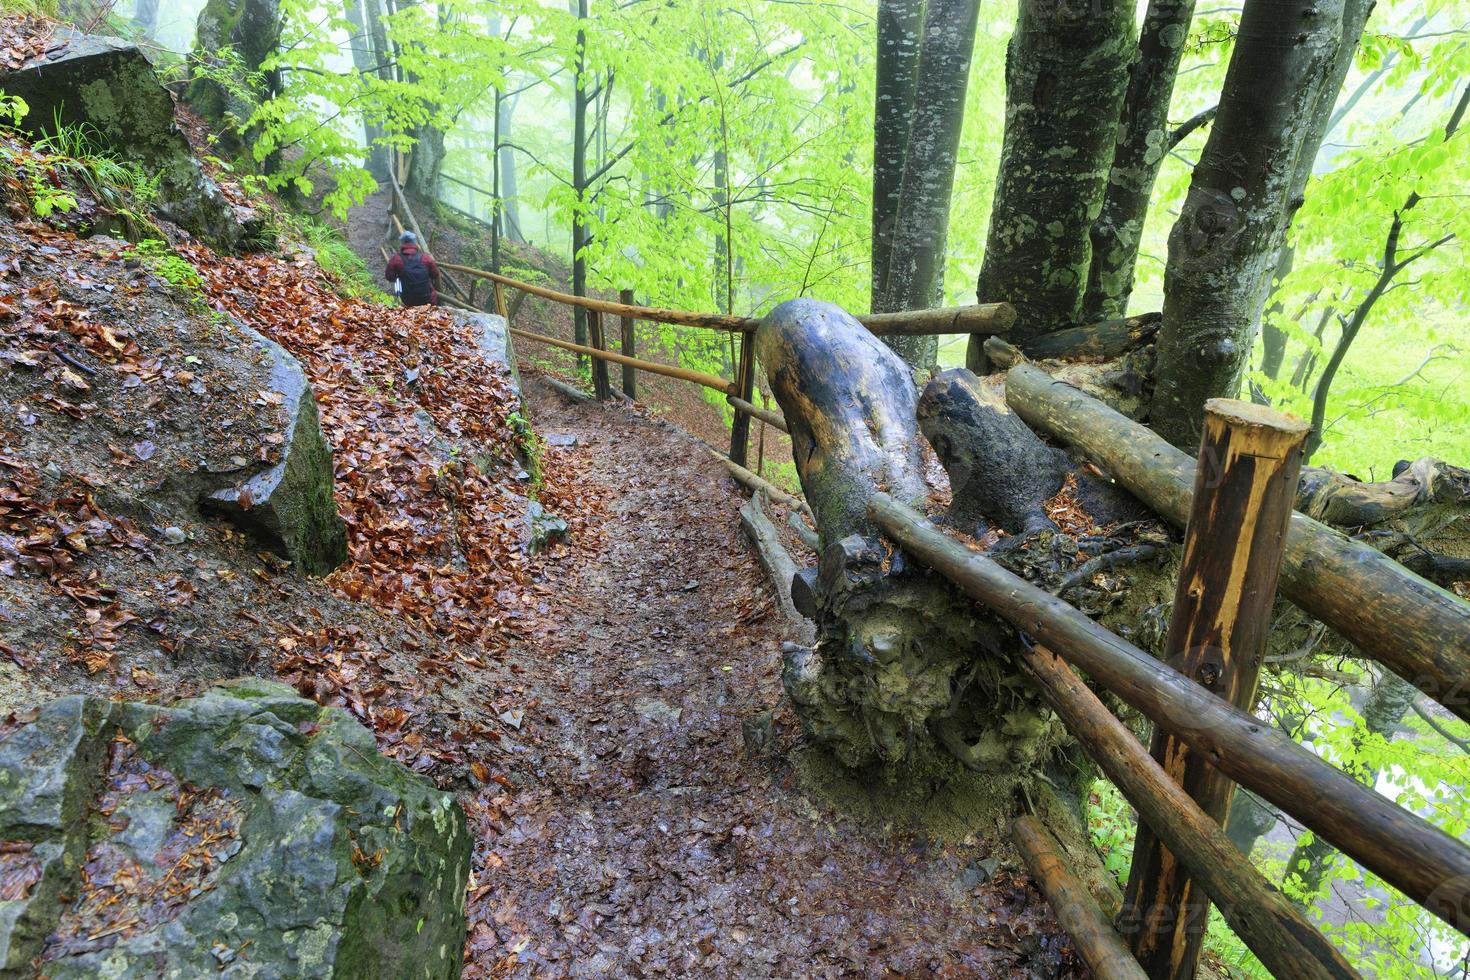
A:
[866,492,1470,935]
[443,264,762,333]
[714,452,811,516]
[1012,815,1147,980]
[1018,644,1360,980]
[1004,364,1470,724]
[727,395,789,433]
[508,326,737,394]
[442,262,1016,337]
[859,304,1015,336]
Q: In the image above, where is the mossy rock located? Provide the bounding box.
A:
[0,30,265,251]
[0,681,470,978]
[201,325,348,576]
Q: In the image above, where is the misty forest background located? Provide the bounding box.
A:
[22,0,1470,974]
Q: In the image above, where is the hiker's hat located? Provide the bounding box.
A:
[400,231,417,245]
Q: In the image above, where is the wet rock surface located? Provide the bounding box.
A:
[0,30,261,251]
[201,326,347,576]
[0,680,470,978]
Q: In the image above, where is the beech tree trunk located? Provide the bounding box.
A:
[1081,0,1197,323]
[870,0,924,310]
[571,0,591,353]
[344,0,390,181]
[874,0,982,370]
[497,93,524,244]
[968,0,1134,369]
[1150,0,1344,447]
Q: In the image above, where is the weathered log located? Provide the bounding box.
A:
[982,336,1026,370]
[759,299,1059,772]
[858,303,1016,336]
[1123,400,1309,978]
[1017,313,1161,361]
[713,453,811,517]
[542,376,594,405]
[787,510,820,552]
[918,369,1072,535]
[917,369,1146,537]
[1012,815,1147,980]
[1018,645,1360,980]
[739,492,811,637]
[728,395,789,433]
[756,299,928,547]
[867,491,1470,935]
[1005,364,1470,723]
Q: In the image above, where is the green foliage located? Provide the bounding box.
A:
[130,239,207,306]
[0,90,26,128]
[277,214,386,302]
[0,0,59,16]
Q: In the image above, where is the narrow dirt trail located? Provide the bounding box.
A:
[465,374,1079,978]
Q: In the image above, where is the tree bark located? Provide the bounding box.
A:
[870,0,924,311]
[571,0,590,355]
[497,92,524,244]
[875,0,982,369]
[343,0,390,181]
[1150,0,1344,447]
[969,0,1134,368]
[1082,0,1197,323]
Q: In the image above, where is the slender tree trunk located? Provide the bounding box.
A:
[571,0,590,356]
[1150,0,1344,448]
[877,0,983,370]
[132,0,159,38]
[968,0,1135,370]
[498,93,524,243]
[870,0,925,311]
[1282,670,1419,904]
[343,0,390,181]
[1081,0,1197,323]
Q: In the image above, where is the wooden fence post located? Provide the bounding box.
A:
[729,331,756,466]
[493,281,509,323]
[619,288,636,398]
[588,309,611,400]
[1121,399,1309,979]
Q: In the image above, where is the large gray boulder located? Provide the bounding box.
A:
[202,326,348,576]
[0,680,470,978]
[0,31,262,251]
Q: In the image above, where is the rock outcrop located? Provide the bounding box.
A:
[0,680,470,978]
[202,327,349,576]
[0,31,262,251]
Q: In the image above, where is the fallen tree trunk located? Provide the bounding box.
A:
[739,492,811,636]
[1017,313,1161,361]
[1005,364,1470,723]
[867,491,1470,935]
[757,299,1066,773]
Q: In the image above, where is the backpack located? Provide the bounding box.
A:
[398,250,433,305]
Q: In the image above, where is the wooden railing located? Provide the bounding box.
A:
[380,178,1470,978]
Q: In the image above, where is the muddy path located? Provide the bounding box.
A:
[464,374,1081,978]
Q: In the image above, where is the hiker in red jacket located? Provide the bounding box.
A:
[385,231,441,307]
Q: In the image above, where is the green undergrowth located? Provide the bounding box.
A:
[278,214,385,303]
[129,239,207,309]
